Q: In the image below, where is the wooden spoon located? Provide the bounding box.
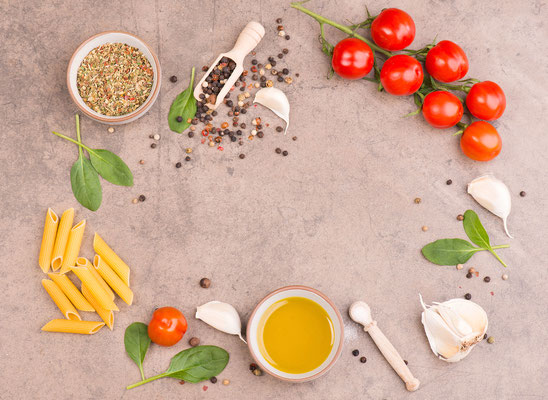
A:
[193,21,265,109]
[349,301,420,392]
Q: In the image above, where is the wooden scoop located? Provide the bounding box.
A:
[193,21,265,109]
[349,301,420,392]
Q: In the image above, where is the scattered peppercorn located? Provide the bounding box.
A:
[464,293,472,300]
[176,116,183,122]
[466,272,473,279]
[285,35,290,40]
[469,267,476,273]
[210,377,217,384]
[222,379,230,385]
[200,278,211,288]
[414,197,421,204]
[520,191,526,197]
[107,127,115,133]
[188,131,194,138]
[170,75,178,83]
[483,333,488,340]
[282,150,288,156]
[175,162,182,168]
[139,160,145,165]
[189,337,200,347]
[422,226,428,232]
[352,349,359,356]
[502,274,508,280]
[138,195,146,202]
[292,136,297,141]
[179,381,185,385]
[487,336,495,344]
[456,264,463,270]
[185,156,191,161]
[276,126,283,132]
[239,154,245,159]
[278,53,283,59]
[249,363,258,371]
[276,18,282,23]
[252,369,262,376]
[484,276,491,282]
[275,148,282,154]
[446,179,452,185]
[132,198,138,204]
[360,357,367,363]
[282,48,289,54]
[457,214,464,221]
[150,143,157,148]
[154,134,160,140]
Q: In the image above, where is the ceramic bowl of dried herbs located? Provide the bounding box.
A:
[67,31,161,125]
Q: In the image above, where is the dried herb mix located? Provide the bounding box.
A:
[77,43,153,116]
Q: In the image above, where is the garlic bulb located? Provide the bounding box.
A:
[196,301,246,343]
[253,87,289,134]
[467,174,513,238]
[419,295,487,362]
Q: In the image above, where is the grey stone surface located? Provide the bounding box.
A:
[1,0,547,399]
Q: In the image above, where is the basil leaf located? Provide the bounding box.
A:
[421,238,480,265]
[168,67,197,133]
[463,209,490,248]
[70,154,102,211]
[165,346,229,383]
[89,149,133,186]
[124,322,151,380]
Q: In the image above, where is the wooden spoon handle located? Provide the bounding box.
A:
[226,22,265,64]
[366,322,420,392]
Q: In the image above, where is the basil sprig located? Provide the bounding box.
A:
[168,67,197,133]
[126,345,229,389]
[124,322,151,380]
[422,210,509,267]
[52,115,133,211]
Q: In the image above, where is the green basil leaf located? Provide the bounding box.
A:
[421,238,480,265]
[463,209,490,248]
[70,154,102,211]
[124,322,151,380]
[165,346,229,383]
[89,149,133,186]
[168,67,197,133]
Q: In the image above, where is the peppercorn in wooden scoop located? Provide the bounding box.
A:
[194,21,265,110]
[349,301,420,392]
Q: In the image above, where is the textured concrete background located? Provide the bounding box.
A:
[1,0,547,399]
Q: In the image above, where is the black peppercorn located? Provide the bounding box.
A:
[200,278,211,288]
[285,35,290,40]
[352,349,359,356]
[464,293,472,300]
[520,191,526,197]
[185,156,191,161]
[360,357,367,363]
[276,126,283,132]
[446,179,452,185]
[188,131,194,138]
[276,18,282,23]
[275,148,282,154]
[138,195,146,202]
[251,59,258,65]
[257,131,264,138]
[176,116,183,122]
[170,75,178,83]
[239,154,245,159]
[282,68,289,74]
[175,162,182,168]
[484,276,491,282]
[466,272,473,278]
[210,377,217,384]
[150,143,157,148]
[282,150,288,156]
[277,76,284,82]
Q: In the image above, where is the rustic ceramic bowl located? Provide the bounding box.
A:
[67,31,161,125]
[247,285,344,382]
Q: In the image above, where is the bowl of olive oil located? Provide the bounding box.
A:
[247,286,344,382]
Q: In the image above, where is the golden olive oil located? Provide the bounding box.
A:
[257,297,334,374]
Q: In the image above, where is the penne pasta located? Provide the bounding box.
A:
[59,220,86,274]
[81,284,114,330]
[41,319,105,334]
[48,273,94,312]
[38,208,59,273]
[50,208,74,271]
[93,233,130,286]
[76,257,115,300]
[41,279,81,321]
[70,266,118,311]
[93,255,134,305]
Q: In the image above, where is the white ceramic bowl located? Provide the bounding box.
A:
[247,286,344,382]
[67,31,161,125]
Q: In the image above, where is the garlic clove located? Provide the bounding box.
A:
[435,304,474,337]
[253,87,290,134]
[467,174,513,238]
[443,299,488,335]
[196,301,246,343]
[421,307,462,360]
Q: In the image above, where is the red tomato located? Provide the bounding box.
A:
[331,38,374,80]
[425,40,469,83]
[422,91,463,128]
[380,55,424,96]
[148,307,188,346]
[465,81,506,120]
[371,8,415,51]
[460,121,502,161]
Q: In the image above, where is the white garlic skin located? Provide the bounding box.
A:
[196,301,246,343]
[420,295,488,362]
[253,87,290,134]
[467,174,513,238]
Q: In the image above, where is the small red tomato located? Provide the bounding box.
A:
[371,8,415,51]
[148,307,188,346]
[460,121,502,161]
[422,91,464,128]
[466,81,506,120]
[380,55,424,96]
[331,38,374,80]
[425,40,469,83]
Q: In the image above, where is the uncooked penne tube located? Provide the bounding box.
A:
[59,220,86,274]
[38,208,59,273]
[76,257,115,301]
[51,208,74,271]
[41,279,81,321]
[81,284,114,330]
[93,255,133,305]
[93,233,130,286]
[41,319,105,334]
[70,266,118,311]
[48,273,94,312]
